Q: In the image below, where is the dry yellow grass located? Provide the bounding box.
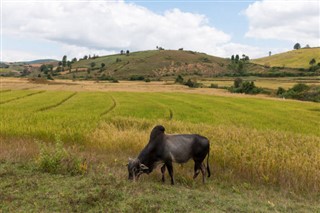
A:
[89,117,320,193]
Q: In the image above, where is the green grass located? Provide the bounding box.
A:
[1,89,320,211]
[69,50,229,79]
[252,48,320,69]
[1,162,318,212]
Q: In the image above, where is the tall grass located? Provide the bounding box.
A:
[1,90,320,193]
[90,117,320,193]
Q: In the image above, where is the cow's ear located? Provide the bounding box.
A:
[128,157,133,162]
[140,164,149,171]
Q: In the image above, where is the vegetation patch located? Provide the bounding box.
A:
[36,137,87,175]
[277,83,320,102]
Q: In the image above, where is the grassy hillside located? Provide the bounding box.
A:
[252,47,320,69]
[70,50,229,79]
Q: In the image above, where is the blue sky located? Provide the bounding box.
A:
[1,0,319,62]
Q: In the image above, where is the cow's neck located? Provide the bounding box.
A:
[137,135,164,172]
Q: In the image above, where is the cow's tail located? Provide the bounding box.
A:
[207,145,211,178]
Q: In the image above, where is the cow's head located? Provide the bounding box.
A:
[127,158,149,180]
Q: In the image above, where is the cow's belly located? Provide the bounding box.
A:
[169,151,192,163]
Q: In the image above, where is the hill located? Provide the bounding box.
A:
[252,47,320,69]
[60,50,304,80]
[24,59,58,64]
[71,50,229,79]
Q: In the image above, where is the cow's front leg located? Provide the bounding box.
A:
[166,162,174,185]
[161,164,166,183]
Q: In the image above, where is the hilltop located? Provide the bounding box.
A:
[252,47,320,69]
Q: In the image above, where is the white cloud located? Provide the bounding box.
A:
[244,0,320,46]
[2,1,232,59]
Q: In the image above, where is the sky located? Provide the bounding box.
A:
[1,0,319,62]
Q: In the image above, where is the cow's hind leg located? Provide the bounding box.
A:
[166,162,175,185]
[161,164,166,183]
[200,163,207,183]
[193,162,201,179]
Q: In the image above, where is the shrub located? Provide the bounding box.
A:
[184,79,202,88]
[175,75,184,84]
[229,79,263,94]
[209,83,219,88]
[144,78,151,82]
[234,78,243,88]
[36,136,87,175]
[111,79,119,83]
[276,87,286,96]
[291,83,309,93]
[129,75,145,81]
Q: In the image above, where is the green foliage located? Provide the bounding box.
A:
[175,75,184,84]
[47,74,54,80]
[229,79,262,94]
[276,87,286,96]
[280,83,320,102]
[294,43,301,50]
[90,62,96,68]
[129,75,145,81]
[62,55,67,67]
[144,78,151,82]
[209,83,219,88]
[184,79,202,88]
[36,136,87,175]
[309,58,316,66]
[234,77,243,88]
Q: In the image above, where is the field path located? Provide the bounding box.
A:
[0,91,46,105]
[100,96,117,117]
[37,92,77,111]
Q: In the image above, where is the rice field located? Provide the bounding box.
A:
[1,87,320,195]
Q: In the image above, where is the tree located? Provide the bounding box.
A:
[120,50,124,55]
[72,58,77,63]
[126,50,130,56]
[235,54,239,63]
[175,75,184,84]
[234,78,243,88]
[305,44,310,48]
[101,63,105,68]
[269,51,272,56]
[40,64,48,72]
[294,43,301,50]
[90,62,96,68]
[309,58,316,66]
[62,55,67,67]
[231,55,235,61]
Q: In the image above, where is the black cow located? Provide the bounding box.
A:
[128,125,211,185]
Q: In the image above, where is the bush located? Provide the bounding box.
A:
[175,75,184,84]
[291,83,309,93]
[111,79,119,83]
[36,136,87,175]
[129,75,145,81]
[280,83,319,102]
[144,78,151,82]
[234,78,243,88]
[209,83,219,88]
[184,79,202,88]
[229,79,263,94]
[276,87,286,96]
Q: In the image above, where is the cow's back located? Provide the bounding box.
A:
[164,134,208,163]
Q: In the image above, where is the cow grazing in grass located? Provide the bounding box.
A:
[128,125,211,185]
